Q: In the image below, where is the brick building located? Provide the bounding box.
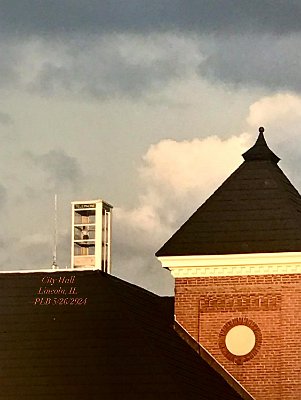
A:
[156,128,301,399]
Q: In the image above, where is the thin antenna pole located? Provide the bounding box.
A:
[52,194,58,269]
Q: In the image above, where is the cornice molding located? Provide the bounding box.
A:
[157,252,301,278]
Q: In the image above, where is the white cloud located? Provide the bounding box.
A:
[245,92,301,154]
[113,133,251,292]
[116,133,251,238]
[245,92,301,190]
[140,134,250,195]
[247,93,301,130]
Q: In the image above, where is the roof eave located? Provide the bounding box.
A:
[157,251,301,278]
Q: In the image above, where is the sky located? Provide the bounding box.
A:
[1,1,301,295]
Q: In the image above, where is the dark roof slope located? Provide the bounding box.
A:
[0,270,246,400]
[156,128,301,256]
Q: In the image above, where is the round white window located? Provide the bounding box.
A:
[225,325,256,356]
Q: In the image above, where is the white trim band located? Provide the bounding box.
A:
[157,252,301,278]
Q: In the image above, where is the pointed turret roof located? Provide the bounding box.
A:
[156,128,301,257]
[242,127,280,163]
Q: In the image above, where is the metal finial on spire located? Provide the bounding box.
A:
[242,127,280,163]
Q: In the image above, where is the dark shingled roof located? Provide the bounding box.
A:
[156,128,301,256]
[0,270,247,399]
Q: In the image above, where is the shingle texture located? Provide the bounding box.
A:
[156,131,301,256]
[0,270,245,399]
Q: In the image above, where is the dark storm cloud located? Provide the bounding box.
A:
[0,41,19,88]
[1,1,301,37]
[0,112,13,125]
[23,31,301,98]
[0,184,7,209]
[29,37,192,98]
[2,1,301,98]
[199,34,301,91]
[25,149,82,191]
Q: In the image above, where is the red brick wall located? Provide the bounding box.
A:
[175,274,301,399]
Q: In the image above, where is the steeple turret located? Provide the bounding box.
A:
[242,127,280,164]
[156,127,301,257]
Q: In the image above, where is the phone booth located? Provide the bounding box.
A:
[71,199,113,273]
